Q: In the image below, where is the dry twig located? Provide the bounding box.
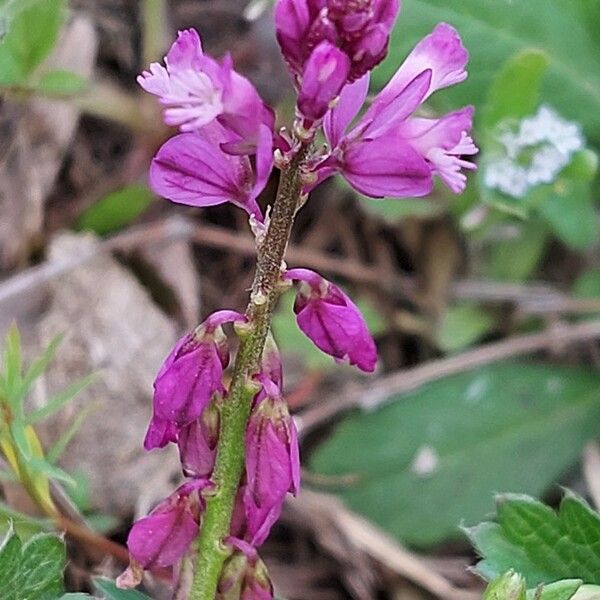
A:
[289,489,481,600]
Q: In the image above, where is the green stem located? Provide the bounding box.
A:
[142,0,169,66]
[189,146,310,600]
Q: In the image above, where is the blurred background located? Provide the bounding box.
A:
[1,0,600,598]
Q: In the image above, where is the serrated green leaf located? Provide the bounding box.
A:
[437,303,495,352]
[0,528,65,599]
[76,185,155,235]
[482,50,549,131]
[468,492,600,587]
[373,0,600,140]
[26,374,94,425]
[311,362,600,547]
[0,0,66,85]
[93,577,153,599]
[36,69,87,96]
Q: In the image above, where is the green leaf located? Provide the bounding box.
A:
[359,197,442,222]
[468,492,600,586]
[26,374,94,425]
[17,334,63,403]
[482,49,549,131]
[2,323,23,400]
[93,577,153,600]
[0,0,66,85]
[310,362,600,547]
[76,185,155,235]
[437,303,495,352]
[526,580,583,600]
[574,269,600,302]
[10,421,31,460]
[488,220,549,282]
[35,69,87,96]
[537,180,599,250]
[373,0,600,141]
[0,527,65,599]
[30,458,76,487]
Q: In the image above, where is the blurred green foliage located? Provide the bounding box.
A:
[311,362,600,547]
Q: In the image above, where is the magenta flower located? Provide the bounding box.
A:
[297,41,350,123]
[284,268,377,372]
[178,400,220,478]
[138,28,273,146]
[150,122,273,221]
[126,479,210,569]
[317,23,477,197]
[146,310,245,443]
[143,413,178,450]
[275,0,399,83]
[243,376,300,546]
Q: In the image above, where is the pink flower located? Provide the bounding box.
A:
[143,413,178,450]
[146,310,245,442]
[297,41,350,123]
[243,376,300,546]
[283,268,377,372]
[318,23,478,197]
[126,479,210,569]
[138,28,273,147]
[178,400,220,478]
[275,0,399,83]
[150,123,273,221]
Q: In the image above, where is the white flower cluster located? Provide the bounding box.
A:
[483,105,584,199]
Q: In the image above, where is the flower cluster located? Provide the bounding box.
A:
[124,0,476,596]
[483,105,584,199]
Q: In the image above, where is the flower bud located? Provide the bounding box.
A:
[178,398,220,478]
[217,541,273,600]
[283,268,377,372]
[244,377,300,546]
[151,310,244,431]
[126,479,210,569]
[297,41,350,123]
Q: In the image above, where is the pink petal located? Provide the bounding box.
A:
[379,23,468,106]
[127,505,198,568]
[150,134,244,207]
[324,73,370,148]
[341,134,432,198]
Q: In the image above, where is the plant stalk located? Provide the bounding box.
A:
[189,146,309,600]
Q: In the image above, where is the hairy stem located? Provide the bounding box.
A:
[189,146,309,600]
